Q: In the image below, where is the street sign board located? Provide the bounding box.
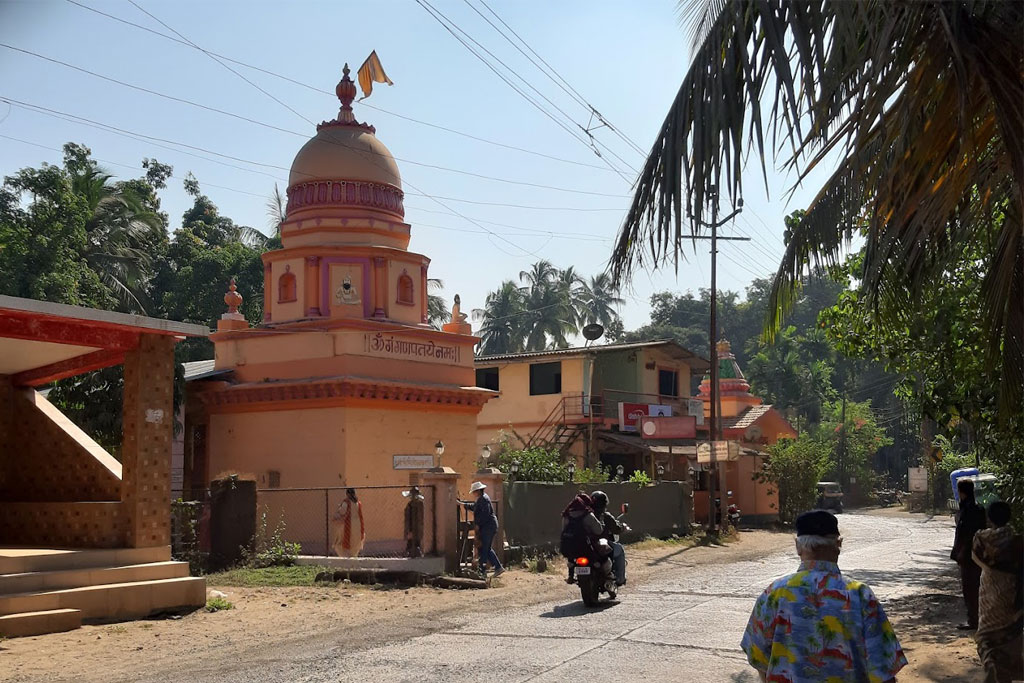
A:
[639,415,696,440]
[908,466,927,492]
[697,441,739,463]
[393,454,435,470]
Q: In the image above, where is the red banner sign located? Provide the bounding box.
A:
[638,415,697,440]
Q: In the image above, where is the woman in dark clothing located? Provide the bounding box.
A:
[463,481,503,578]
[951,478,987,629]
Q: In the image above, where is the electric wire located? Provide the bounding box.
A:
[473,0,648,158]
[60,0,617,174]
[413,0,636,181]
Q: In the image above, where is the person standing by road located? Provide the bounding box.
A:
[972,501,1024,682]
[951,478,987,630]
[740,510,907,683]
[462,481,504,579]
[331,487,365,558]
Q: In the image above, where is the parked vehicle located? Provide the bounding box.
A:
[569,504,630,607]
[727,490,741,527]
[952,472,1001,509]
[816,481,844,512]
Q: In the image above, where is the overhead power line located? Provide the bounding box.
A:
[471,0,648,158]
[60,0,615,174]
[414,0,637,181]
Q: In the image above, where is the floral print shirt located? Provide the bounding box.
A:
[740,561,907,683]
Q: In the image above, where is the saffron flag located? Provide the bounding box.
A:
[357,51,393,100]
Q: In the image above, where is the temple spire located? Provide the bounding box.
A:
[318,63,375,132]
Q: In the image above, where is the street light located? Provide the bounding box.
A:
[616,464,624,481]
[567,461,576,482]
[510,460,520,482]
[434,440,444,467]
[657,464,665,481]
[480,444,491,464]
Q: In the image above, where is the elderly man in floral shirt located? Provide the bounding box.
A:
[741,510,908,683]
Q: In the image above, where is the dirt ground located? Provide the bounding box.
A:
[0,517,987,682]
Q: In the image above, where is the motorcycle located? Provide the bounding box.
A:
[569,503,630,607]
[727,490,741,527]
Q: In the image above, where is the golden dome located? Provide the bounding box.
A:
[289,124,401,189]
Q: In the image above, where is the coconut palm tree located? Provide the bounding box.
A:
[473,280,527,355]
[519,260,575,351]
[427,278,450,329]
[69,163,164,312]
[578,273,625,332]
[266,183,286,238]
[610,1,1023,415]
[555,266,587,332]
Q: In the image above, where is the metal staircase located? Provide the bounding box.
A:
[527,393,600,454]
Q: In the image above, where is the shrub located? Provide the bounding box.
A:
[242,507,302,568]
[755,435,829,524]
[573,465,610,484]
[627,470,652,486]
[493,444,568,482]
[205,596,233,612]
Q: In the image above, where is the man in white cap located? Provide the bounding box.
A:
[462,481,504,578]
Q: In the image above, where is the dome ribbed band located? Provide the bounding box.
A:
[287,180,405,218]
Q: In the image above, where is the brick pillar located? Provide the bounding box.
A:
[420,467,459,572]
[262,262,272,322]
[122,334,175,548]
[474,468,506,564]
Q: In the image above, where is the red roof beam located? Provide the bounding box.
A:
[11,348,127,387]
[0,312,141,350]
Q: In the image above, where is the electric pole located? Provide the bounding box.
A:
[700,188,743,533]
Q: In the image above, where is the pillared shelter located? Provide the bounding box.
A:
[187,66,493,495]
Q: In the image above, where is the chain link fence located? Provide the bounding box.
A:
[255,485,437,558]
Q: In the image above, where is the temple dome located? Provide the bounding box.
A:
[288,125,401,189]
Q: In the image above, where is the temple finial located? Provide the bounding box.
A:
[224,278,243,316]
[335,64,357,124]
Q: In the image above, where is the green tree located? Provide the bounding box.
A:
[519,260,575,351]
[816,400,893,492]
[474,280,527,356]
[427,278,450,329]
[756,435,829,524]
[610,1,1022,417]
[578,273,625,331]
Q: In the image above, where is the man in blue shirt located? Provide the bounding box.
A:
[740,510,907,682]
[464,481,504,579]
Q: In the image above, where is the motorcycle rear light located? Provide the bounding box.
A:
[576,557,589,566]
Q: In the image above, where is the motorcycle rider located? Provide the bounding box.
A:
[591,490,627,586]
[560,492,604,583]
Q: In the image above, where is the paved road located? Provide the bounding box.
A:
[165,512,953,682]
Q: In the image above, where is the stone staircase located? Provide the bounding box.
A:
[0,547,205,637]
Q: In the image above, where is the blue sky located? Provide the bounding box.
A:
[0,0,830,333]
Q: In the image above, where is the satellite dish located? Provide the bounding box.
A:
[582,323,605,341]
[746,425,763,442]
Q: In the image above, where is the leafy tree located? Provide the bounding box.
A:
[609,1,1023,417]
[755,435,829,524]
[816,400,893,492]
[474,280,527,356]
[427,278,450,329]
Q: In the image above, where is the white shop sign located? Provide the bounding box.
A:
[393,454,435,470]
[908,467,927,492]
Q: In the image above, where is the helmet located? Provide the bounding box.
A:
[591,490,609,510]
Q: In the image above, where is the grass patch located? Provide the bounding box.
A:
[106,625,128,634]
[205,596,233,612]
[206,564,334,587]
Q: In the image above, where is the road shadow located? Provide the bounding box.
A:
[539,600,619,618]
[846,548,954,594]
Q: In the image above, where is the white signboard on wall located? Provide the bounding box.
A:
[393,454,435,470]
[687,398,705,425]
[908,467,927,492]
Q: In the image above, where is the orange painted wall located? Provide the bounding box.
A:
[475,357,586,449]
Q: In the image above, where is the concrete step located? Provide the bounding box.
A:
[0,561,190,595]
[0,546,171,575]
[0,576,206,620]
[0,608,82,638]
